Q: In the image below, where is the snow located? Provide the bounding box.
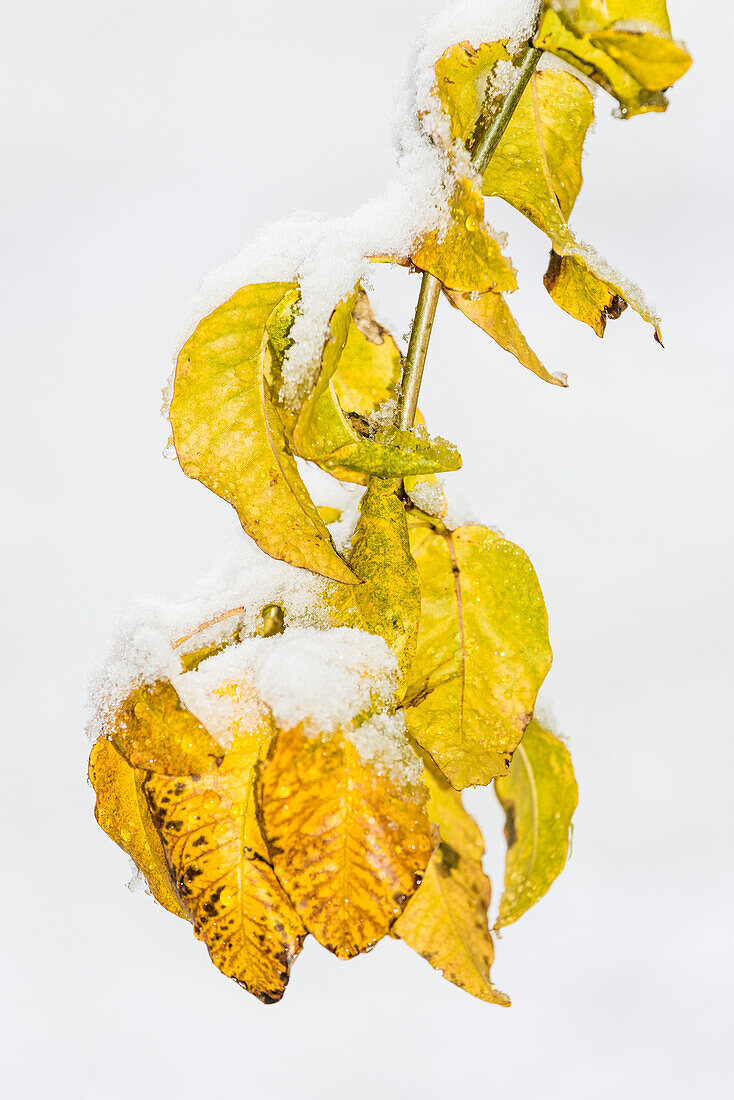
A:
[572,237,662,334]
[405,476,447,518]
[176,626,398,746]
[348,711,424,789]
[176,1,542,410]
[86,529,334,743]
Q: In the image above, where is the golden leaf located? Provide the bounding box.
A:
[394,762,509,1005]
[170,282,356,584]
[403,513,552,789]
[88,738,188,919]
[494,719,578,929]
[536,1,692,119]
[444,288,567,387]
[108,680,224,776]
[143,696,306,1004]
[412,178,516,295]
[257,724,436,959]
[292,292,462,482]
[327,478,421,692]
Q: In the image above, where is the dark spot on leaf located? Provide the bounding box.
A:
[504,804,517,849]
[438,840,460,871]
[605,294,628,322]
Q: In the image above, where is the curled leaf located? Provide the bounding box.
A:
[543,249,633,338]
[257,724,436,959]
[394,762,509,1005]
[332,289,402,418]
[293,292,461,482]
[403,514,552,789]
[170,282,356,584]
[536,1,692,118]
[88,738,187,919]
[494,719,578,929]
[481,68,661,338]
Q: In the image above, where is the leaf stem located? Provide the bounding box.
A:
[396,43,543,432]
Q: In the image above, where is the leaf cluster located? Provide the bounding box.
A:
[89,1,688,1006]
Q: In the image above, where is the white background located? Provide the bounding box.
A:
[2,1,732,1096]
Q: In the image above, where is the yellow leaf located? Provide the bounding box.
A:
[481,68,661,338]
[88,738,188,919]
[412,178,517,295]
[170,282,356,584]
[327,478,421,692]
[536,2,692,118]
[108,680,224,776]
[331,289,402,420]
[317,505,343,525]
[443,288,567,386]
[544,249,630,338]
[293,292,462,482]
[403,514,552,789]
[494,719,578,929]
[433,40,511,145]
[483,68,592,235]
[144,702,306,1004]
[257,724,436,959]
[394,762,509,1005]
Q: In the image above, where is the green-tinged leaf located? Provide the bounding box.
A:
[108,680,224,776]
[536,2,692,118]
[320,424,462,484]
[257,724,435,959]
[170,283,356,584]
[444,288,567,386]
[88,738,188,919]
[327,478,421,691]
[494,719,578,929]
[394,762,510,1005]
[403,514,552,789]
[412,178,517,295]
[293,292,462,482]
[481,68,661,338]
